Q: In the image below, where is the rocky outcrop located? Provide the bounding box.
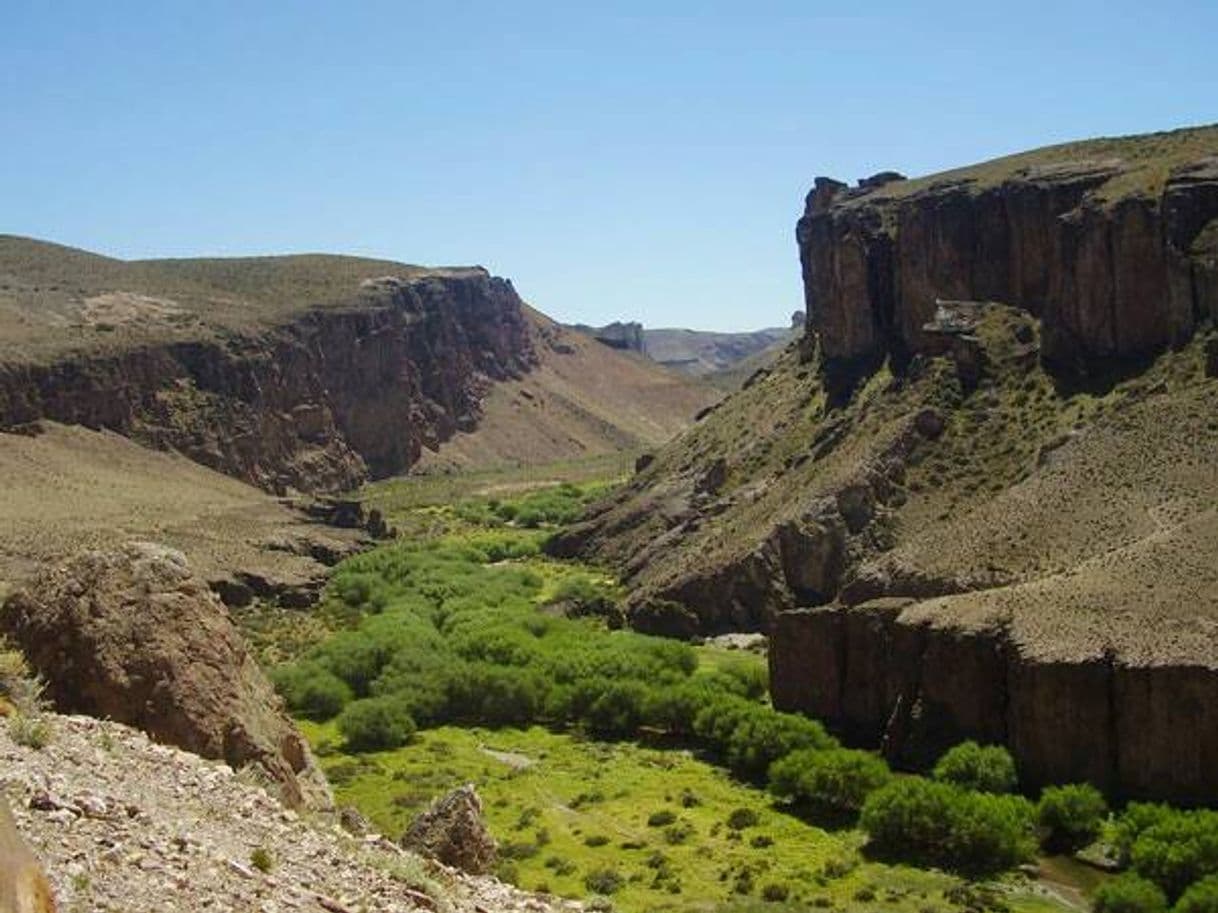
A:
[799,147,1218,373]
[770,603,1218,804]
[0,270,536,493]
[571,321,647,353]
[0,542,331,810]
[403,785,498,875]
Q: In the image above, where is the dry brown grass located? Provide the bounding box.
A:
[0,422,359,598]
[836,123,1218,208]
[0,234,466,362]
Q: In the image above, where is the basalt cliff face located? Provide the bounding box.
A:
[800,132,1218,374]
[557,126,1218,801]
[0,257,536,493]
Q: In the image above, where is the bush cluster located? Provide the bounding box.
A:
[276,484,1218,894]
[272,526,840,771]
[859,778,1035,874]
[1036,783,1108,852]
[932,740,1018,793]
[769,747,892,814]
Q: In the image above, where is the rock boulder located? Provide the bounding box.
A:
[402,784,497,875]
[0,542,331,810]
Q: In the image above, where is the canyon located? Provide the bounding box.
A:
[558,125,1218,802]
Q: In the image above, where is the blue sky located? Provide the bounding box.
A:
[3,2,1215,331]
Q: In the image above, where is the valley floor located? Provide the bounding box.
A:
[263,460,1079,913]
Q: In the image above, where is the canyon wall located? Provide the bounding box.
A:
[771,604,1218,805]
[0,271,536,493]
[799,155,1218,372]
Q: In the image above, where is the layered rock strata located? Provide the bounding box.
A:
[799,148,1218,372]
[0,271,535,493]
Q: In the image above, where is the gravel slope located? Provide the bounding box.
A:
[1,712,580,913]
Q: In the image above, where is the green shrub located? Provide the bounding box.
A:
[727,807,760,831]
[337,696,417,752]
[932,741,1018,794]
[8,713,51,750]
[1130,809,1218,901]
[647,810,677,827]
[722,708,835,779]
[1036,783,1108,852]
[1092,874,1168,913]
[1175,875,1218,913]
[272,663,352,720]
[860,778,1034,874]
[769,747,892,814]
[664,822,695,845]
[1114,803,1176,866]
[584,868,625,895]
[501,841,541,859]
[583,834,610,847]
[250,847,274,873]
[585,680,650,737]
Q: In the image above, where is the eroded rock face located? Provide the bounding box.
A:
[402,785,497,875]
[0,542,331,810]
[0,270,537,494]
[770,603,1218,804]
[798,154,1218,372]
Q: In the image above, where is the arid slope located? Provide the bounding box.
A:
[415,308,719,471]
[0,422,362,601]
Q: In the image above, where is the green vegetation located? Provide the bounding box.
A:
[249,847,275,874]
[932,741,1019,794]
[1126,809,1218,901]
[1093,874,1168,913]
[1036,784,1108,853]
[769,748,892,816]
[276,478,1076,911]
[1176,876,1218,913]
[304,722,1059,913]
[859,779,1035,875]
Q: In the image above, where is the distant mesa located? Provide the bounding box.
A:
[568,317,800,386]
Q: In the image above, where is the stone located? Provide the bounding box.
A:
[0,542,331,810]
[402,785,497,875]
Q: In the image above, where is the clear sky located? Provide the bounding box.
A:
[3,2,1215,331]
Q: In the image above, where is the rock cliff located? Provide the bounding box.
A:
[799,128,1218,375]
[558,126,1218,802]
[0,250,536,493]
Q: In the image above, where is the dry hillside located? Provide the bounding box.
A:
[0,421,363,603]
[414,308,719,472]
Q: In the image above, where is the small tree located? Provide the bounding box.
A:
[337,696,416,752]
[932,741,1018,794]
[1130,809,1218,901]
[769,747,891,815]
[1092,874,1168,913]
[1036,783,1108,853]
[1175,875,1218,913]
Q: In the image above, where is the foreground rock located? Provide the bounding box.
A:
[403,785,498,875]
[0,713,581,913]
[1,542,330,809]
